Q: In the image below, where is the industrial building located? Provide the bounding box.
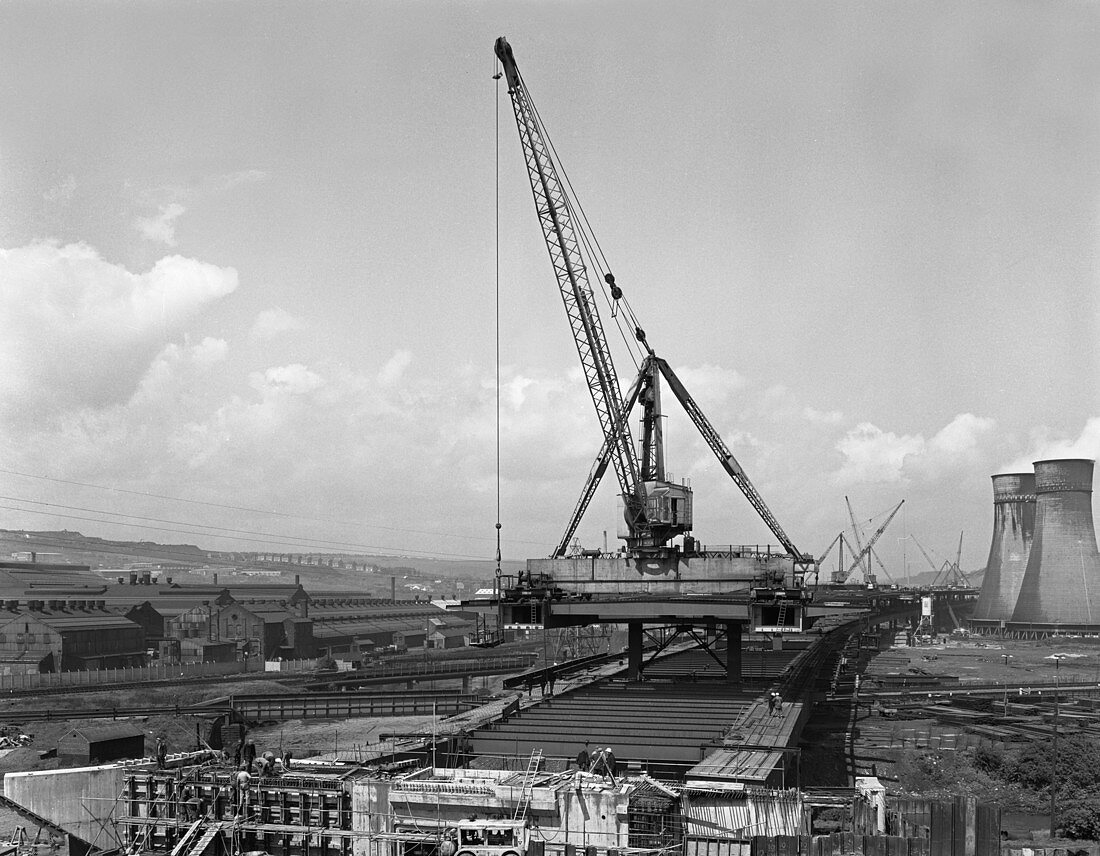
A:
[0,561,476,673]
[971,458,1100,637]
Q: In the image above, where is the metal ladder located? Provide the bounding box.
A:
[776,600,788,629]
[512,749,543,822]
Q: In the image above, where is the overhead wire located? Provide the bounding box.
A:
[522,73,648,371]
[0,501,498,562]
[0,467,547,549]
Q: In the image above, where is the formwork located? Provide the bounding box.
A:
[121,769,354,856]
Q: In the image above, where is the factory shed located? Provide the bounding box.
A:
[429,626,469,649]
[0,613,63,674]
[57,724,144,765]
[37,613,146,670]
[180,639,237,663]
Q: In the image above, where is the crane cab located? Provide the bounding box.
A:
[617,480,693,548]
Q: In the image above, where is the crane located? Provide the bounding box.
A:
[494,37,813,572]
[831,499,905,585]
[845,497,870,581]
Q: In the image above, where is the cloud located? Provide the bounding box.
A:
[928,413,996,457]
[216,169,269,190]
[0,241,237,426]
[249,364,325,397]
[136,203,187,245]
[378,350,413,385]
[999,417,1100,472]
[832,412,996,486]
[834,423,925,485]
[803,406,844,425]
[250,307,302,342]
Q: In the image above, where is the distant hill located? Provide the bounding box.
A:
[0,529,526,596]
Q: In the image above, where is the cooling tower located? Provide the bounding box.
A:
[1010,459,1100,627]
[973,473,1035,621]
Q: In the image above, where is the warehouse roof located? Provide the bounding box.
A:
[37,613,142,632]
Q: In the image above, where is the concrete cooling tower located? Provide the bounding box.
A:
[973,473,1035,621]
[1010,458,1100,628]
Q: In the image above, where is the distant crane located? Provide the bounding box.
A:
[911,533,969,588]
[832,499,905,586]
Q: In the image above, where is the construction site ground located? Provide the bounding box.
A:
[842,633,1100,846]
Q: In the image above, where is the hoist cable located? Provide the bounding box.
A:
[524,80,648,369]
[494,59,504,573]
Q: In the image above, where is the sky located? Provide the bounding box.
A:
[0,1,1098,580]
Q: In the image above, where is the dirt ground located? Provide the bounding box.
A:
[867,633,1100,686]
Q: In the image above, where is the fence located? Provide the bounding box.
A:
[0,657,317,691]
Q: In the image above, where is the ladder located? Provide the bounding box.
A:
[776,600,788,630]
[512,749,543,822]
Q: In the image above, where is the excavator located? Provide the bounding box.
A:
[494,37,814,590]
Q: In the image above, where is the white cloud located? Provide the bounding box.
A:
[803,406,844,425]
[1000,417,1100,472]
[0,241,237,426]
[378,350,413,385]
[250,307,302,342]
[832,412,997,486]
[834,422,924,485]
[249,364,325,396]
[136,203,187,245]
[928,413,995,458]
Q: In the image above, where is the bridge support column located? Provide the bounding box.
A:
[628,622,643,680]
[725,622,742,686]
[462,676,470,693]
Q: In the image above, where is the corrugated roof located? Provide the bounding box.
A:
[38,613,141,631]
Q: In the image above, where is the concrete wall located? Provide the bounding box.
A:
[352,771,627,856]
[529,554,794,597]
[553,783,628,852]
[4,762,145,847]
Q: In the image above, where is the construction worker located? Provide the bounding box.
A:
[156,737,167,769]
[234,767,251,816]
[604,747,617,777]
[576,741,590,770]
[243,741,257,771]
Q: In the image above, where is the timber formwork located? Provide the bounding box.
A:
[122,769,354,856]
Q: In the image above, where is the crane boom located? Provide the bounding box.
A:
[494,37,648,538]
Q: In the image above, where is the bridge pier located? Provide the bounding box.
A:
[726,622,742,686]
[461,676,470,693]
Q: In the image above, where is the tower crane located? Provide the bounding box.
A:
[831,499,905,585]
[494,37,813,575]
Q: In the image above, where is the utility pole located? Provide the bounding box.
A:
[1050,654,1063,839]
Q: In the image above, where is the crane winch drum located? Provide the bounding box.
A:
[972,473,1035,622]
[1010,459,1100,627]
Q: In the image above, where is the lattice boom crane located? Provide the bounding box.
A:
[495,36,811,571]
